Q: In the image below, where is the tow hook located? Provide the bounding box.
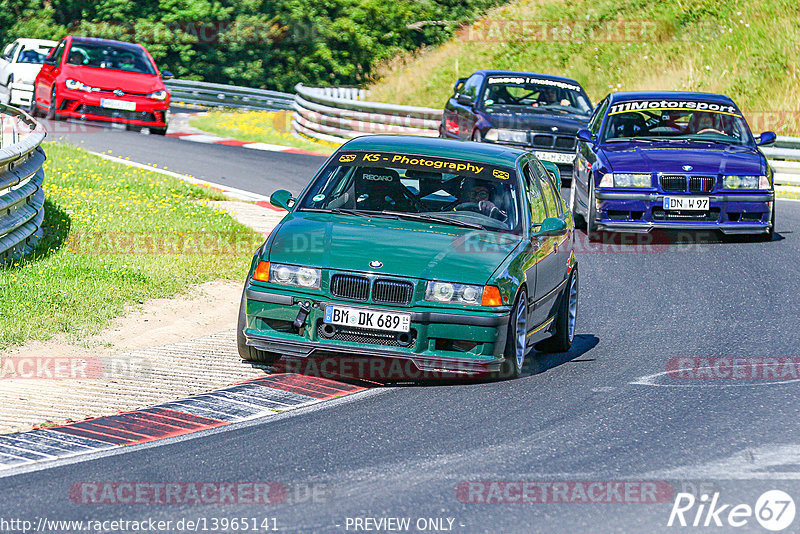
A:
[293,302,311,331]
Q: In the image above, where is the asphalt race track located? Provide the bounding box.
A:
[3,122,800,533]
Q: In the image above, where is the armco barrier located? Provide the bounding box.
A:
[292,83,442,143]
[164,79,294,111]
[0,104,46,262]
[762,137,800,187]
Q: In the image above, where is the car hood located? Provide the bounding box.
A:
[9,64,44,83]
[267,212,523,285]
[481,107,589,134]
[61,65,164,93]
[600,142,766,176]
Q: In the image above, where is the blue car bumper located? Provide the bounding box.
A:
[593,191,774,234]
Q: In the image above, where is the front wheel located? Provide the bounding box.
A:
[758,202,776,242]
[150,126,168,136]
[586,183,600,242]
[538,267,579,353]
[496,288,528,380]
[28,85,39,117]
[237,290,281,365]
[46,87,58,120]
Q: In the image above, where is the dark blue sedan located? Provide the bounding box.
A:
[572,91,776,241]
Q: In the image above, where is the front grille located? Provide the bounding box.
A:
[317,322,416,347]
[373,279,414,305]
[554,135,576,150]
[330,274,370,301]
[660,175,687,192]
[689,176,715,193]
[532,134,553,148]
[652,208,721,222]
[75,105,157,122]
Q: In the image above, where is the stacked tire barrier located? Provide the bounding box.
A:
[0,104,46,262]
[292,83,442,143]
[165,79,294,111]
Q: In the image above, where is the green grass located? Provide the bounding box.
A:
[190,110,338,154]
[0,143,263,348]
[776,189,800,200]
[368,0,800,135]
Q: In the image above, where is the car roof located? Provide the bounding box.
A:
[69,36,145,51]
[471,70,584,87]
[340,135,525,168]
[607,91,737,107]
[13,39,57,48]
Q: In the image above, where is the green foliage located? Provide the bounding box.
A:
[0,0,503,90]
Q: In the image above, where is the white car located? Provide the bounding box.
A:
[0,38,57,107]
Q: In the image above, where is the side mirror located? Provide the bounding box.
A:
[532,217,567,238]
[756,131,776,146]
[453,77,467,94]
[270,189,295,211]
[456,93,474,107]
[540,160,563,190]
[576,129,595,144]
[161,70,174,80]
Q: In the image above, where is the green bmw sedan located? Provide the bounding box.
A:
[237,135,578,379]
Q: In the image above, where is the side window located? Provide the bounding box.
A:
[524,163,547,224]
[589,99,609,136]
[461,74,483,99]
[531,161,559,217]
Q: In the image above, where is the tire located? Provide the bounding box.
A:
[150,126,168,136]
[570,174,585,230]
[496,288,528,380]
[539,266,579,353]
[472,129,482,142]
[46,87,57,120]
[236,290,281,365]
[758,202,776,242]
[586,182,600,242]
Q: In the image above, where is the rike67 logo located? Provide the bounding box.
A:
[668,490,796,531]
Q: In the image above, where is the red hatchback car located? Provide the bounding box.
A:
[31,36,172,134]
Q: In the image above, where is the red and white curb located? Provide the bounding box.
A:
[165,131,329,157]
[0,374,367,471]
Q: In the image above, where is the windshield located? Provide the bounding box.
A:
[16,47,52,64]
[602,100,754,145]
[66,42,156,75]
[482,76,592,114]
[297,151,522,233]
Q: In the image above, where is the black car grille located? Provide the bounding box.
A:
[330,274,370,301]
[689,176,715,193]
[373,279,414,305]
[330,274,414,305]
[75,105,157,123]
[652,208,721,222]
[659,175,716,193]
[531,133,576,151]
[317,322,416,348]
[660,175,687,192]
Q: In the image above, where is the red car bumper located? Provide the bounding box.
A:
[53,87,169,127]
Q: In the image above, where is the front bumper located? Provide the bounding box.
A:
[593,190,774,234]
[53,87,169,127]
[243,285,511,375]
[9,82,34,106]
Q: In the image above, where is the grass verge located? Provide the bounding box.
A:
[368,0,800,135]
[189,110,339,154]
[0,143,263,348]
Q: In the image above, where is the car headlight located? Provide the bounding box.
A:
[147,90,168,101]
[723,175,768,189]
[65,79,96,92]
[252,261,320,289]
[600,173,651,188]
[484,128,528,144]
[425,281,502,306]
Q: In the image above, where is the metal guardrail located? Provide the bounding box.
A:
[292,83,442,143]
[0,104,46,262]
[763,137,800,187]
[165,79,294,111]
